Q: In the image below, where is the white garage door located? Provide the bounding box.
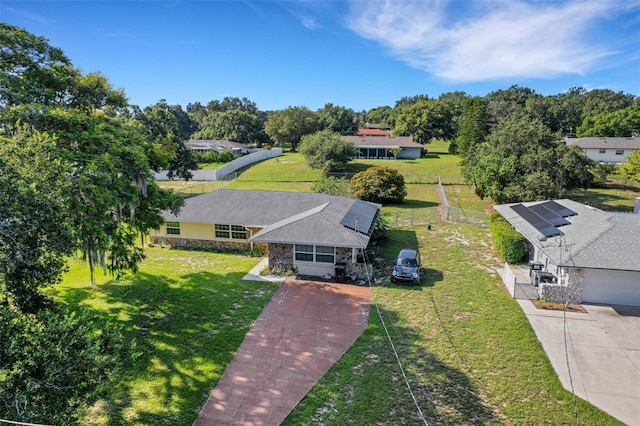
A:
[581,268,640,307]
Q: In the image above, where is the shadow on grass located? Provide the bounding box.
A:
[383,199,439,209]
[59,268,278,425]
[284,302,496,425]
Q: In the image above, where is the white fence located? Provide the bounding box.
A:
[501,262,517,297]
[154,147,283,181]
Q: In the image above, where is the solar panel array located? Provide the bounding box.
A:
[510,201,577,238]
[340,200,379,236]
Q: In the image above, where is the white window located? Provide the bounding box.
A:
[215,224,247,239]
[615,149,624,155]
[166,221,180,235]
[598,148,606,154]
[294,244,335,264]
[315,245,336,263]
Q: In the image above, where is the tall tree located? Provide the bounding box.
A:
[394,99,455,144]
[192,108,267,144]
[456,97,488,158]
[366,106,393,127]
[465,115,593,203]
[264,106,319,151]
[206,96,259,115]
[551,87,588,135]
[0,131,74,312]
[438,91,470,136]
[132,100,198,180]
[0,23,74,109]
[316,103,358,135]
[485,85,534,125]
[582,89,636,120]
[1,24,183,287]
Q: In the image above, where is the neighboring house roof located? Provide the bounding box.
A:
[161,189,380,248]
[494,199,640,272]
[356,128,390,136]
[185,139,249,151]
[343,135,423,149]
[565,137,640,150]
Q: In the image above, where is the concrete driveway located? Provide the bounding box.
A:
[519,300,640,425]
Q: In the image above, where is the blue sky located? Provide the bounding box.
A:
[2,1,639,112]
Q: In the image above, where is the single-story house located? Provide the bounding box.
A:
[494,199,640,307]
[184,140,254,157]
[342,135,423,160]
[150,189,381,279]
[564,136,640,163]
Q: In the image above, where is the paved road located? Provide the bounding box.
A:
[519,300,640,425]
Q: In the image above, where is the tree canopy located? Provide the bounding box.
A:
[298,130,357,172]
[576,102,640,137]
[264,105,319,151]
[0,23,183,302]
[462,115,594,203]
[316,103,358,135]
[394,99,455,144]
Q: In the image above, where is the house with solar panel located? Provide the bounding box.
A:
[150,189,381,280]
[494,199,640,307]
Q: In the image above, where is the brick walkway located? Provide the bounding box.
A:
[193,277,372,425]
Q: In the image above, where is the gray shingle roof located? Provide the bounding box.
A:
[564,137,640,150]
[162,189,380,248]
[494,199,640,271]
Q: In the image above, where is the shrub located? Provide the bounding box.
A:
[350,166,407,204]
[0,306,134,424]
[298,130,357,172]
[311,176,351,197]
[490,212,526,263]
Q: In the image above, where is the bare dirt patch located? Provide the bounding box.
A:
[532,300,586,313]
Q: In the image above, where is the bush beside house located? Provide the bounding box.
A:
[490,212,526,263]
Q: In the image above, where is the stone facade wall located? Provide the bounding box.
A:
[150,236,266,253]
[541,267,585,304]
[268,243,294,274]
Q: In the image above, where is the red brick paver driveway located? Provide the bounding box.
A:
[193,277,372,426]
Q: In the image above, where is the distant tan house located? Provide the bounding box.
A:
[565,137,640,163]
[343,135,423,159]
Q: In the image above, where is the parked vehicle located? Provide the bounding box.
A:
[391,248,422,285]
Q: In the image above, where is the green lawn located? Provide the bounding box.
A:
[50,249,279,425]
[283,224,620,425]
[566,175,640,212]
[66,144,638,424]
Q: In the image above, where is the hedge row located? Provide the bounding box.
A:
[490,212,526,263]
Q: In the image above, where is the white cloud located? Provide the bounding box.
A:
[288,8,320,30]
[346,0,629,82]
